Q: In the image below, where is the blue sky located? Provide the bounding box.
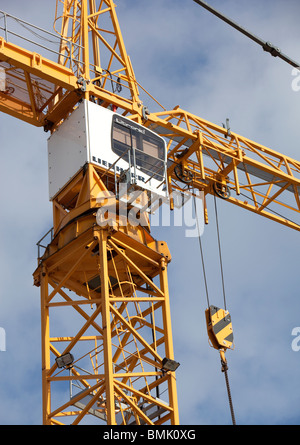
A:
[0,0,300,425]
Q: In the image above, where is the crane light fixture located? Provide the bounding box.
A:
[161,357,180,372]
[55,352,74,369]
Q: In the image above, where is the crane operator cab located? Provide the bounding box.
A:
[47,100,169,216]
[111,112,168,210]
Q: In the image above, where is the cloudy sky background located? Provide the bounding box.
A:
[1,0,300,425]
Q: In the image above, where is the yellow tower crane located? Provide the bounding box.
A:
[0,1,300,425]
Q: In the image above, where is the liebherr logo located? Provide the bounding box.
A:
[115,116,146,134]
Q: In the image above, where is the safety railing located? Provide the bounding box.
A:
[36,227,54,261]
[0,10,83,72]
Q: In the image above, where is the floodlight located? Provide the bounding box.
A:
[161,357,180,372]
[55,352,74,369]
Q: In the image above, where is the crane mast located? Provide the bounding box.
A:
[36,1,180,425]
[0,0,300,425]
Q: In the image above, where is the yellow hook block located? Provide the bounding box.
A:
[205,305,234,351]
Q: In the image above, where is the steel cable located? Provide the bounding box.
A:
[213,194,227,311]
[222,364,236,425]
[193,192,210,307]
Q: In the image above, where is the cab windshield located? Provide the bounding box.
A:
[112,115,166,182]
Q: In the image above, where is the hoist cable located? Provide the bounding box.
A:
[213,195,236,424]
[193,192,210,307]
[193,190,237,424]
[213,194,227,311]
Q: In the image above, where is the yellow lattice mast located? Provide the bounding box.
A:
[56,1,138,90]
[53,0,141,110]
[31,0,180,425]
[33,156,180,425]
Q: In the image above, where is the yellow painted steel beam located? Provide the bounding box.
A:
[33,163,180,425]
[0,37,78,88]
[98,229,116,425]
[34,224,180,425]
[2,3,300,233]
[0,11,142,129]
[40,269,51,425]
[145,107,300,231]
[1,2,300,233]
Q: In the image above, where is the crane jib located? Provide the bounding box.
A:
[151,122,299,195]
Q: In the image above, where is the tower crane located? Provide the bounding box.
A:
[0,1,299,425]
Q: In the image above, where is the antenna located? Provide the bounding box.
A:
[193,0,300,69]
